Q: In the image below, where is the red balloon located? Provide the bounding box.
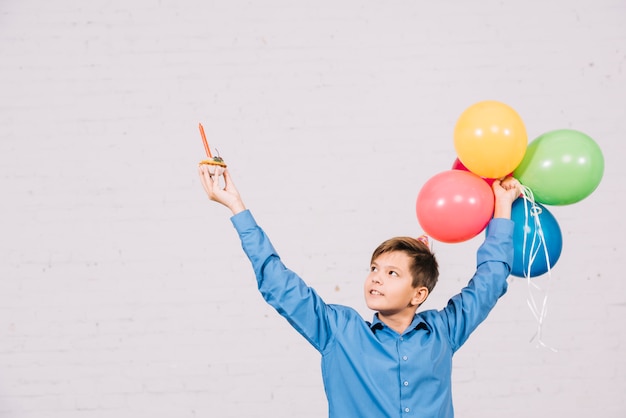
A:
[451,158,510,187]
[416,170,495,243]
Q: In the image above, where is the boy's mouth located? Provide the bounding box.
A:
[370,289,383,296]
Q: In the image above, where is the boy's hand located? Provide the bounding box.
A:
[492,176,522,219]
[198,165,246,215]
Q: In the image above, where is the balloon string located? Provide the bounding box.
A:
[519,186,558,352]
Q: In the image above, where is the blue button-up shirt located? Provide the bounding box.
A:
[232,210,514,418]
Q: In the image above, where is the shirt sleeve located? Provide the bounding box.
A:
[440,218,515,351]
[231,210,333,352]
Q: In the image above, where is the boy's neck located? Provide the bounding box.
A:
[377,309,418,334]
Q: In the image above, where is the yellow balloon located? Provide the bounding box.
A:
[453,101,528,179]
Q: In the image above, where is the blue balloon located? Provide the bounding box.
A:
[510,199,563,278]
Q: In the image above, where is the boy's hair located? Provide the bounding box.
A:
[370,236,439,292]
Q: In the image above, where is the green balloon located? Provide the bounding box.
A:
[514,129,604,205]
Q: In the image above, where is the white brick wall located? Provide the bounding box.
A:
[0,0,624,416]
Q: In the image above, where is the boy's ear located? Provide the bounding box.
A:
[411,287,429,306]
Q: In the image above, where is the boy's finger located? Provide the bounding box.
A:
[199,165,217,196]
[223,169,236,190]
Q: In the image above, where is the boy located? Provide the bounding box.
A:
[198,164,522,418]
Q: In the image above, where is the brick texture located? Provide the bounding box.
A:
[0,0,624,417]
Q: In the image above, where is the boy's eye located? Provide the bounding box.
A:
[370,266,378,272]
[388,271,399,277]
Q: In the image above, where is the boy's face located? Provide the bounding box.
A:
[364,250,428,317]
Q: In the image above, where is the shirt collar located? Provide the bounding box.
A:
[369,313,431,334]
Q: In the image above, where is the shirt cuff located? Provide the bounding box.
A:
[486,217,514,238]
[231,209,256,233]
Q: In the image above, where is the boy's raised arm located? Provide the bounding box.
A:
[198,165,246,215]
[492,176,523,219]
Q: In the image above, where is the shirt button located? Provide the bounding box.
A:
[402,355,408,361]
[403,380,409,386]
[404,407,410,413]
